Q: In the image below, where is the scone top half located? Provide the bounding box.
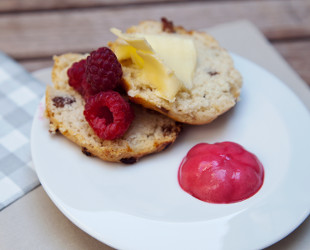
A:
[109,20,242,125]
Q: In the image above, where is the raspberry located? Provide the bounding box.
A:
[84,91,134,140]
[86,47,122,92]
[67,59,97,99]
[81,77,97,100]
[67,59,86,95]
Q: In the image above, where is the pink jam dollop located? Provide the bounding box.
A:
[178,142,264,204]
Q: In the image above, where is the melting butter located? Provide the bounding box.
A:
[111,28,197,101]
[140,33,196,89]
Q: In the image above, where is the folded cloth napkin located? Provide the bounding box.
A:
[0,52,45,210]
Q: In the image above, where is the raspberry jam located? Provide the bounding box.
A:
[178,142,264,204]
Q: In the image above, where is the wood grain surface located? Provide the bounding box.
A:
[0,0,309,85]
[0,0,192,12]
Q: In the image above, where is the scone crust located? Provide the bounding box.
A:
[109,20,242,125]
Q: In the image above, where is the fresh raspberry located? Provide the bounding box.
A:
[84,91,134,140]
[86,47,122,92]
[81,77,98,100]
[67,59,97,99]
[67,59,86,95]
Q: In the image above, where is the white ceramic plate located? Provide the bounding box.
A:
[31,54,310,250]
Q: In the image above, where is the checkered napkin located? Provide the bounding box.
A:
[0,52,45,210]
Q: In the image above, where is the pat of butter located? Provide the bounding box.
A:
[141,33,196,90]
[111,28,197,101]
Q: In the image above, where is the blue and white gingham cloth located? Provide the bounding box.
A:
[0,52,45,210]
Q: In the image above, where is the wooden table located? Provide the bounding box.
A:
[0,0,309,88]
[1,1,310,249]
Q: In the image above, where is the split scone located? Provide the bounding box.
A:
[109,19,242,125]
[45,53,182,163]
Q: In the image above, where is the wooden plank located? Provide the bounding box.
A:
[19,40,310,88]
[1,0,309,60]
[20,58,53,72]
[0,0,186,12]
[274,40,310,87]
[0,0,260,12]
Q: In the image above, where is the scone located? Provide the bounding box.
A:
[109,19,242,125]
[45,53,182,163]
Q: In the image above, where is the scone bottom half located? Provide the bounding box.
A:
[45,71,182,164]
[109,18,242,125]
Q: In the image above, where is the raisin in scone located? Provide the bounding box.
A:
[109,20,242,125]
[45,53,182,163]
